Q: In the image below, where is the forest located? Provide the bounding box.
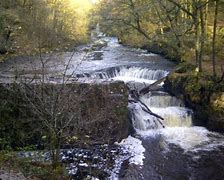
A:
[1,0,223,75]
[0,0,93,60]
[0,0,224,179]
[94,0,224,76]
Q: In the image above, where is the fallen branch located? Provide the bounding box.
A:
[139,76,166,95]
[128,88,165,128]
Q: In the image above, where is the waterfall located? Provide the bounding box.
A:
[84,66,192,130]
[150,107,192,127]
[128,103,163,130]
[123,67,224,153]
[89,67,169,84]
[140,93,184,108]
[113,67,168,80]
[138,93,193,128]
[129,95,193,130]
[96,23,100,34]
[81,65,193,130]
[123,68,193,130]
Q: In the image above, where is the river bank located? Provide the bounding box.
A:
[120,39,224,132]
[164,63,224,132]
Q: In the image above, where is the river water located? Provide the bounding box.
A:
[1,32,224,179]
[80,35,224,180]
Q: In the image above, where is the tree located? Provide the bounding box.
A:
[95,0,224,73]
[17,49,87,168]
[212,0,219,77]
[0,0,93,59]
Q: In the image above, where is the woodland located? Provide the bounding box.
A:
[0,0,224,179]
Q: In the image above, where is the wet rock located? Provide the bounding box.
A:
[86,51,104,61]
[91,40,107,51]
[60,144,122,179]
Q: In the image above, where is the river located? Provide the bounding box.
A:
[1,32,224,180]
[79,34,224,180]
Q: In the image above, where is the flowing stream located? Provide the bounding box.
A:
[81,35,224,179]
[1,31,224,179]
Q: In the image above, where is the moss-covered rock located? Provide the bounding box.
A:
[208,93,224,131]
[164,68,224,132]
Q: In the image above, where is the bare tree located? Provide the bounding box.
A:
[17,48,88,168]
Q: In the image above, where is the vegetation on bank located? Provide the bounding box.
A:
[0,0,94,61]
[94,0,224,76]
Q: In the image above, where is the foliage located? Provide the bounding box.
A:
[175,62,197,73]
[94,0,224,74]
[0,85,42,151]
[168,68,224,105]
[0,0,94,59]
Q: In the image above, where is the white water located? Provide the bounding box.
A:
[89,67,168,84]
[111,136,146,180]
[85,35,224,179]
[118,136,145,166]
[91,61,224,153]
[129,103,162,130]
[107,37,121,47]
[126,72,224,153]
[140,93,184,108]
[137,98,224,153]
[137,127,211,151]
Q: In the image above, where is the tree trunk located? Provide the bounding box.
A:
[199,6,205,72]
[50,130,61,169]
[204,2,209,39]
[195,13,201,71]
[212,0,219,77]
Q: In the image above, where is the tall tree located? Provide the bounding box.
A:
[212,0,219,77]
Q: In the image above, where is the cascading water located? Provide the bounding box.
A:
[86,65,194,130]
[115,66,224,157]
[84,66,169,85]
[95,67,168,80]
[86,65,193,131]
[138,93,193,128]
[140,92,184,108]
[86,52,224,153]
[124,69,223,152]
[76,35,224,179]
